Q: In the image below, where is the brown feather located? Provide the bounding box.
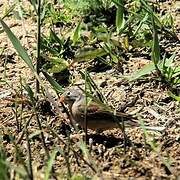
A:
[62,88,139,131]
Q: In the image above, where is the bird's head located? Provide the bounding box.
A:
[59,88,84,107]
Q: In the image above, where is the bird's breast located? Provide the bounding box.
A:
[71,103,85,123]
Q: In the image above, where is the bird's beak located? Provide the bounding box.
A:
[59,96,65,103]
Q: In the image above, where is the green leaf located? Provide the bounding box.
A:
[127,62,155,81]
[29,0,38,14]
[141,0,162,28]
[133,13,149,36]
[22,79,36,105]
[168,91,180,101]
[41,43,58,55]
[44,148,58,180]
[115,0,124,33]
[50,29,63,49]
[74,47,108,62]
[151,15,160,66]
[71,174,88,180]
[128,52,177,81]
[79,141,89,160]
[0,18,34,72]
[164,52,176,67]
[172,67,180,78]
[43,57,69,73]
[72,20,82,45]
[42,71,64,93]
[2,2,17,20]
[29,130,41,139]
[112,0,123,7]
[0,161,27,178]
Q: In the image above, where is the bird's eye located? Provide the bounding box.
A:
[66,91,71,96]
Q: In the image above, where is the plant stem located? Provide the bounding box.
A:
[25,128,34,180]
[36,0,41,94]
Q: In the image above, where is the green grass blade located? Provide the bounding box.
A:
[140,0,162,28]
[42,71,64,93]
[115,0,124,33]
[168,91,180,101]
[72,20,82,45]
[164,52,176,67]
[172,67,180,78]
[80,71,107,103]
[50,29,63,49]
[151,15,160,66]
[2,2,17,20]
[22,80,36,105]
[29,0,38,14]
[127,62,155,81]
[74,47,108,62]
[133,13,148,36]
[0,18,35,72]
[44,148,57,180]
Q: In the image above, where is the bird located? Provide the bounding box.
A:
[59,88,166,132]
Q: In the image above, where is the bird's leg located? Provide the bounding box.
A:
[122,128,134,154]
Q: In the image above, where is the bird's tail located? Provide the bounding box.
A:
[143,126,166,132]
[120,118,166,132]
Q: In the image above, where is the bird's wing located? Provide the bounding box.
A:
[78,102,109,115]
[77,102,139,126]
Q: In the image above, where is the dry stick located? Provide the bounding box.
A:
[25,127,34,180]
[47,125,97,173]
[19,77,24,132]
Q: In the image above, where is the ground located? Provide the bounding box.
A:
[0,0,180,179]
